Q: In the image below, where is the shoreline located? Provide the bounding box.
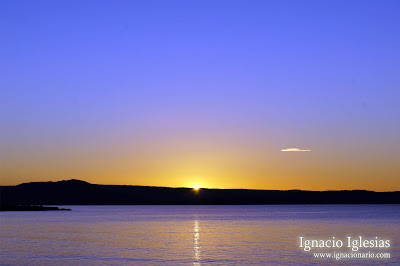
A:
[0,205,71,211]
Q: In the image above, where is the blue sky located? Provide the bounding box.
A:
[1,0,400,190]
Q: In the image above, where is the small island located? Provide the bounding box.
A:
[0,204,71,211]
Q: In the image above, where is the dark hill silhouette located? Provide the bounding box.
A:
[1,179,399,205]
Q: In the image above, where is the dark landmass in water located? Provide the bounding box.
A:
[0,204,71,211]
[1,179,399,205]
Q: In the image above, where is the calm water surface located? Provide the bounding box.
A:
[1,205,399,265]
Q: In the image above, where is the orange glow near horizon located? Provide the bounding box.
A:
[1,135,400,192]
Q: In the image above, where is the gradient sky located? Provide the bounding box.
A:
[1,0,400,191]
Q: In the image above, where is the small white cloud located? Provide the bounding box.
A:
[281,148,311,152]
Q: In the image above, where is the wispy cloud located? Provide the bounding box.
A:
[281,148,311,152]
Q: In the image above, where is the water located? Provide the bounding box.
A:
[1,205,399,265]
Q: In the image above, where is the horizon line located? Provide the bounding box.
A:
[2,178,399,193]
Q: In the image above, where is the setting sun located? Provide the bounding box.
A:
[193,185,201,191]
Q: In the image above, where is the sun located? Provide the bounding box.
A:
[193,185,201,191]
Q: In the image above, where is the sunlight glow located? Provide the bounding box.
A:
[193,185,201,191]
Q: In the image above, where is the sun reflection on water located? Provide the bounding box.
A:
[193,220,201,265]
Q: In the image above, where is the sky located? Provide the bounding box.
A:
[1,0,400,191]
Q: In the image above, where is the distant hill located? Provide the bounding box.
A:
[1,179,399,205]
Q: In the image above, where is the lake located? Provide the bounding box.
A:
[1,205,399,265]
